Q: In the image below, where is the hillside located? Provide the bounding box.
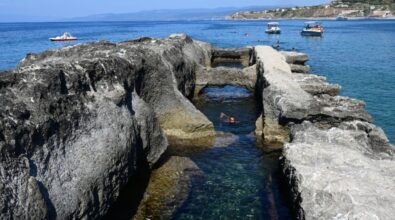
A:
[230,0,395,19]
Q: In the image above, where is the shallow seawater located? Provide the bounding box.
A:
[0,20,394,142]
[173,86,291,220]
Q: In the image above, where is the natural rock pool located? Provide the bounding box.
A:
[173,86,291,219]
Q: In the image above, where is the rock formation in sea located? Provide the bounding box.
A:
[0,33,394,219]
[254,46,395,219]
[0,34,214,219]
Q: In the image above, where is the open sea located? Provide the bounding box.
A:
[1,20,394,219]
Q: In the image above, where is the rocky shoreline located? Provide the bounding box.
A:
[0,34,394,219]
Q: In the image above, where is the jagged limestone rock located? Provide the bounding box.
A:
[292,73,341,96]
[282,121,395,220]
[0,35,215,219]
[195,64,257,96]
[254,46,394,219]
[281,51,309,65]
[290,64,310,73]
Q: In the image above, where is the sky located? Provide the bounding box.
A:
[0,0,330,21]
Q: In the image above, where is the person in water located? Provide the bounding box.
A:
[273,40,280,50]
[220,112,239,124]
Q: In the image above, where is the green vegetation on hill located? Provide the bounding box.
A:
[230,0,395,19]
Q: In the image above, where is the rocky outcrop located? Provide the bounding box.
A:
[281,51,309,65]
[254,46,313,146]
[133,156,202,220]
[282,121,395,220]
[195,65,257,96]
[291,73,341,96]
[2,33,393,220]
[0,35,215,219]
[255,46,371,146]
[254,45,395,219]
[211,48,252,68]
[282,52,311,74]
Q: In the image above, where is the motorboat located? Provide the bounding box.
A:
[49,32,78,41]
[265,22,281,34]
[301,21,324,37]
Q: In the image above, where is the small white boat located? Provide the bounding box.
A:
[49,32,78,41]
[301,21,324,37]
[265,22,281,34]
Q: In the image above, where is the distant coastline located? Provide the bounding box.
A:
[228,16,395,21]
[229,0,395,20]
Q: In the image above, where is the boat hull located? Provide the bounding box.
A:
[301,31,323,37]
[49,38,78,42]
[265,30,281,34]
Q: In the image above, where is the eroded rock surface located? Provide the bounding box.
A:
[255,46,395,219]
[281,51,309,65]
[195,64,257,96]
[211,47,252,67]
[282,122,395,220]
[0,35,214,219]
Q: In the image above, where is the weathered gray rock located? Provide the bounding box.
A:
[290,64,310,73]
[292,73,341,96]
[211,47,252,67]
[281,51,309,65]
[195,65,257,96]
[133,156,202,220]
[255,46,372,130]
[254,46,315,146]
[256,46,394,219]
[282,121,395,220]
[313,94,373,124]
[0,35,215,219]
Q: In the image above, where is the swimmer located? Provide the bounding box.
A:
[220,112,239,124]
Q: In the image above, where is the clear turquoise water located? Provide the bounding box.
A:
[173,86,291,219]
[0,20,393,143]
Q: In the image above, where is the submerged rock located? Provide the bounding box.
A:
[133,156,202,220]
